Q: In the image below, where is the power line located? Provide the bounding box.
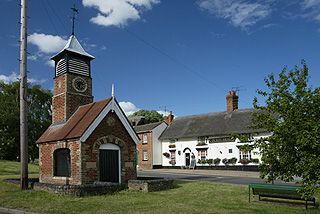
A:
[43,0,69,33]
[40,0,59,34]
[123,28,224,91]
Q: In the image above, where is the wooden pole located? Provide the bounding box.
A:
[19,0,28,190]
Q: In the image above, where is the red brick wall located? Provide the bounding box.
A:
[52,73,93,124]
[82,111,137,184]
[226,90,238,112]
[65,73,93,120]
[52,75,67,124]
[39,140,82,185]
[137,132,153,170]
[39,110,136,185]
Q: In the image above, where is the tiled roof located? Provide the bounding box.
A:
[134,121,164,133]
[52,35,94,59]
[159,109,265,140]
[36,98,112,143]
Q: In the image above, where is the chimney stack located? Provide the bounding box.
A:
[226,90,238,112]
[165,111,174,124]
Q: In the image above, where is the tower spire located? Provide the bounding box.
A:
[71,4,78,35]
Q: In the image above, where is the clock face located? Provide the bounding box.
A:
[72,77,87,92]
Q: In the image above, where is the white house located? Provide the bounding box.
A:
[160,91,271,168]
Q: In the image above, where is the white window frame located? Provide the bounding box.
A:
[170,150,176,161]
[143,150,148,161]
[143,133,148,144]
[239,151,252,160]
[198,150,207,160]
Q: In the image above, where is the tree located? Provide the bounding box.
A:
[131,109,164,124]
[0,81,52,161]
[252,60,320,199]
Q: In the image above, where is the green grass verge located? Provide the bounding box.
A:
[0,160,318,214]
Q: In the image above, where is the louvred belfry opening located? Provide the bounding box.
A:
[51,35,95,124]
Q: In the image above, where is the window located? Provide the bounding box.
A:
[53,148,71,177]
[143,134,148,144]
[170,150,176,161]
[239,151,252,160]
[229,149,233,153]
[198,150,207,160]
[143,150,148,161]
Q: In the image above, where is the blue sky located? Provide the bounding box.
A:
[0,0,320,117]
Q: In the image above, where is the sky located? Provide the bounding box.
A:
[0,0,320,117]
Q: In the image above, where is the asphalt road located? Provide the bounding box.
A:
[138,170,293,185]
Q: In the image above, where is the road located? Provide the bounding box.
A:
[138,169,294,185]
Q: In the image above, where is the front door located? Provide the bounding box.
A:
[185,153,190,166]
[99,150,119,183]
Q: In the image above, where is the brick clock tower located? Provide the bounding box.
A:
[51,35,95,124]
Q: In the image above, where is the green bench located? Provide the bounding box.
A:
[249,183,316,209]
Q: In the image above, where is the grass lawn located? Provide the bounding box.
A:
[0,160,318,214]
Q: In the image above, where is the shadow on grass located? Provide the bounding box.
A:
[171,180,191,189]
[252,196,318,210]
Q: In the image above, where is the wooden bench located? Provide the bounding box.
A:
[249,183,316,209]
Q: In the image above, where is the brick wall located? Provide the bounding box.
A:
[137,132,153,170]
[52,75,67,124]
[52,73,93,124]
[82,111,137,184]
[65,73,93,120]
[226,90,238,112]
[39,140,82,185]
[39,110,136,185]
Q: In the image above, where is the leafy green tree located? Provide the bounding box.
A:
[0,81,52,161]
[252,60,320,199]
[131,109,164,124]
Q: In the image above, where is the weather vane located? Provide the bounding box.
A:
[71,4,79,35]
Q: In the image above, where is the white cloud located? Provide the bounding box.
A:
[28,33,67,54]
[119,101,140,115]
[198,0,271,30]
[119,101,174,117]
[303,0,320,9]
[46,60,55,68]
[0,72,46,85]
[0,72,19,83]
[82,0,159,27]
[28,55,38,61]
[302,0,320,23]
[157,110,169,116]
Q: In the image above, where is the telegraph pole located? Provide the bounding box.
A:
[19,0,28,190]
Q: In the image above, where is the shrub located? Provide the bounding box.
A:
[222,158,228,165]
[206,159,213,165]
[250,158,259,164]
[228,157,237,165]
[213,158,221,165]
[163,152,170,158]
[197,159,207,165]
[239,159,250,165]
[169,160,176,165]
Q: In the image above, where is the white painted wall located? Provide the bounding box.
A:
[152,122,167,165]
[161,133,270,167]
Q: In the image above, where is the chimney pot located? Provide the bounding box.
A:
[166,111,174,124]
[226,90,238,112]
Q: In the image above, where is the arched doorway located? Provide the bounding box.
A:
[99,144,121,183]
[183,147,192,167]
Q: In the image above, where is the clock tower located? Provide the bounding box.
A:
[51,35,94,124]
